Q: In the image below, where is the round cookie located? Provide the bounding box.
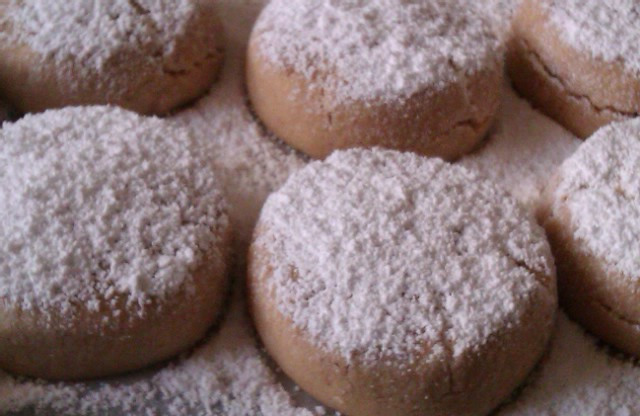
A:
[538,119,640,357]
[0,106,231,380]
[507,0,640,139]
[248,148,557,416]
[246,0,503,161]
[0,0,224,116]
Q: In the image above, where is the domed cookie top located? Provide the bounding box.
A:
[247,0,503,160]
[547,0,640,76]
[0,106,228,322]
[0,106,231,379]
[546,119,640,280]
[0,0,224,114]
[254,148,554,363]
[507,0,640,138]
[252,0,502,106]
[539,118,640,357]
[250,148,556,415]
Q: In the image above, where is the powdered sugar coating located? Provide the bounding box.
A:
[0,106,228,318]
[2,0,192,66]
[252,0,503,106]
[461,84,581,211]
[550,119,640,281]
[547,0,640,75]
[0,0,217,95]
[498,312,640,416]
[255,148,555,364]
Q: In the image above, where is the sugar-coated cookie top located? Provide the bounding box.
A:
[0,106,228,318]
[551,119,640,280]
[547,0,640,75]
[255,148,555,365]
[252,0,503,105]
[0,0,214,81]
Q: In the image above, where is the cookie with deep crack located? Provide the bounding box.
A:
[0,106,231,380]
[246,0,503,160]
[538,119,640,357]
[249,148,557,416]
[0,0,224,115]
[507,0,640,138]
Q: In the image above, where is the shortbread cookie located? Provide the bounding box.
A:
[247,0,503,160]
[249,148,557,416]
[538,119,640,357]
[0,106,231,380]
[508,0,640,138]
[0,0,224,115]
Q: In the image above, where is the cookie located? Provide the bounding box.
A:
[249,148,557,416]
[0,106,231,380]
[538,119,640,357]
[507,0,640,138]
[246,0,503,160]
[0,0,224,115]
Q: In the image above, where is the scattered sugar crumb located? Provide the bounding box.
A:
[256,148,554,363]
[171,1,307,247]
[547,0,640,76]
[460,83,581,211]
[498,312,640,416]
[252,0,503,106]
[0,287,315,416]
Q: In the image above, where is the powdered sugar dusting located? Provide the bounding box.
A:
[252,0,503,105]
[460,84,581,211]
[256,148,554,363]
[0,0,217,95]
[547,0,640,75]
[0,106,228,319]
[498,312,640,416]
[550,119,640,281]
[2,0,193,69]
[0,289,315,416]
[171,0,307,245]
[0,1,316,415]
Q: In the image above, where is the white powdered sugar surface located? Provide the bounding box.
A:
[0,106,228,319]
[1,0,194,68]
[550,119,640,281]
[0,289,315,416]
[170,1,307,245]
[0,0,217,94]
[460,83,581,211]
[2,0,640,414]
[0,1,315,415]
[252,0,503,105]
[547,0,640,75]
[498,312,640,416]
[256,148,555,364]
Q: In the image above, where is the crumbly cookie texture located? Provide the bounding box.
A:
[0,106,228,322]
[549,119,640,280]
[547,0,640,76]
[256,148,555,364]
[0,0,224,115]
[252,0,503,106]
[1,0,204,85]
